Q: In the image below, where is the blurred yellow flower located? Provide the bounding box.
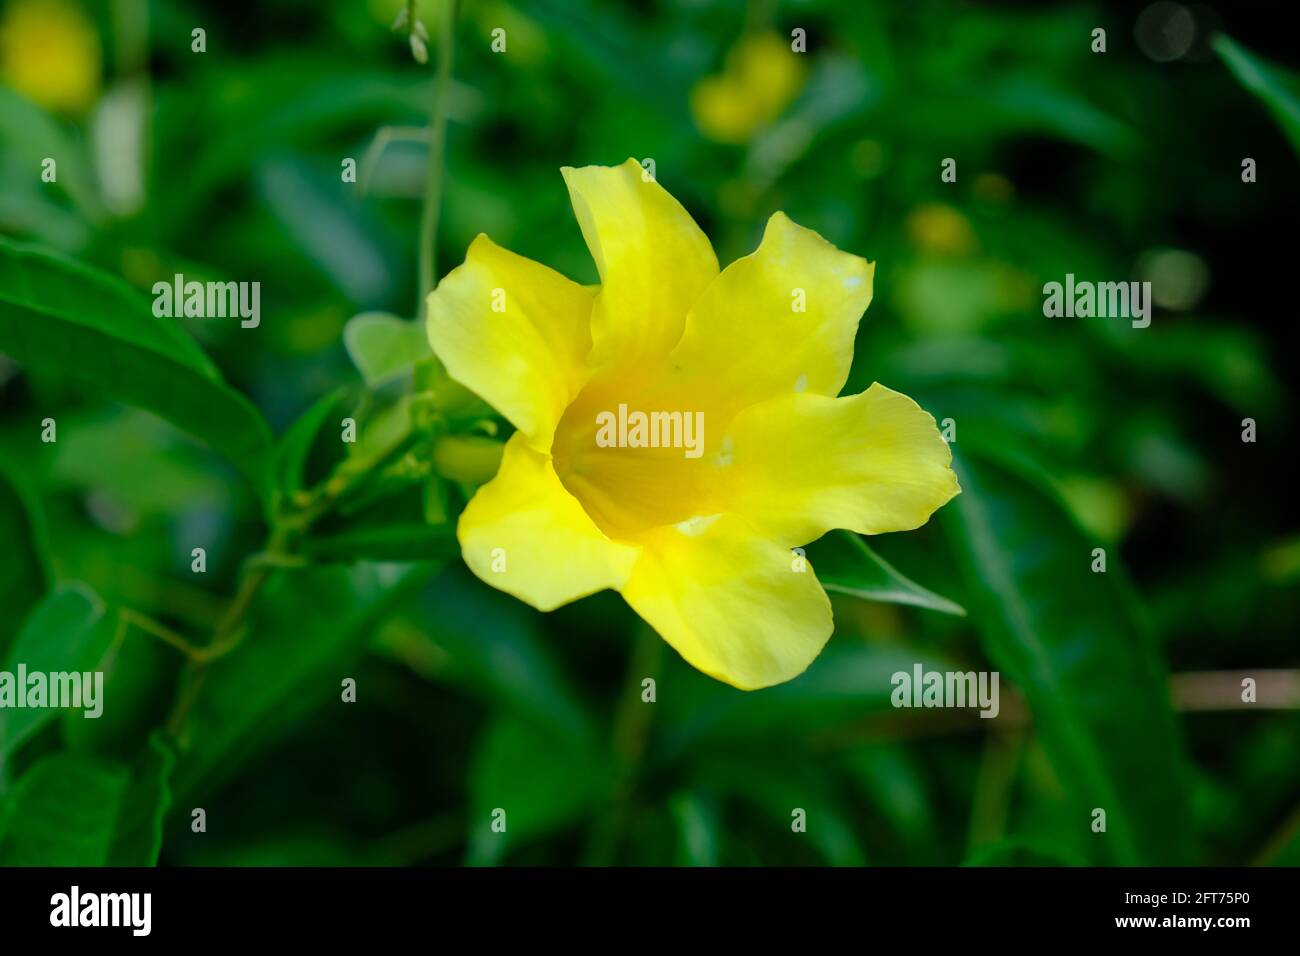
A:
[0,0,100,114]
[690,32,806,144]
[427,160,958,689]
[905,203,977,256]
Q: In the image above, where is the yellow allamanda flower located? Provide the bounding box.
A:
[0,0,100,115]
[427,160,958,690]
[690,31,805,144]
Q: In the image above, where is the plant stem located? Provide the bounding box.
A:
[965,724,1025,854]
[581,628,663,865]
[119,608,207,660]
[162,0,462,748]
[165,526,291,736]
[417,0,458,318]
[161,0,461,747]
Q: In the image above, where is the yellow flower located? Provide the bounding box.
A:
[690,32,806,144]
[427,160,958,690]
[0,0,100,114]
[905,204,977,257]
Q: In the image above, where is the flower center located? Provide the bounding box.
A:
[550,370,725,540]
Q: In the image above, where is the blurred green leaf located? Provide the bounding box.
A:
[982,75,1138,158]
[378,569,594,742]
[0,238,273,493]
[527,0,693,131]
[694,757,867,865]
[1215,34,1300,156]
[301,520,457,563]
[0,466,49,657]
[0,584,109,768]
[63,626,177,765]
[0,733,173,866]
[811,530,966,617]
[46,408,232,516]
[273,387,352,498]
[943,451,1192,865]
[344,312,431,387]
[669,792,722,866]
[107,733,176,866]
[171,563,438,799]
[467,716,611,865]
[340,393,421,481]
[657,641,961,760]
[840,745,939,855]
[892,258,1029,336]
[0,88,101,223]
[256,158,399,305]
[1116,321,1284,417]
[156,63,476,225]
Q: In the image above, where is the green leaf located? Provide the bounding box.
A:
[0,466,50,657]
[693,757,867,866]
[839,745,939,856]
[256,159,399,305]
[657,641,962,759]
[47,407,234,515]
[302,482,456,563]
[0,88,101,223]
[811,530,966,616]
[108,734,176,865]
[669,792,722,866]
[1215,34,1300,156]
[344,312,432,387]
[466,716,611,866]
[63,623,176,764]
[377,568,594,743]
[156,62,470,225]
[983,76,1139,158]
[273,387,352,497]
[942,451,1192,865]
[0,584,110,766]
[340,393,421,479]
[0,733,174,866]
[0,237,273,493]
[171,563,438,800]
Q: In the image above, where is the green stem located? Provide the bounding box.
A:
[163,0,461,747]
[417,0,458,318]
[581,628,663,865]
[165,525,291,736]
[119,608,206,660]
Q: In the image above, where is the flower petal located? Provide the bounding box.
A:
[427,234,594,451]
[620,514,833,690]
[718,383,959,545]
[458,433,638,611]
[561,159,718,370]
[668,211,873,410]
